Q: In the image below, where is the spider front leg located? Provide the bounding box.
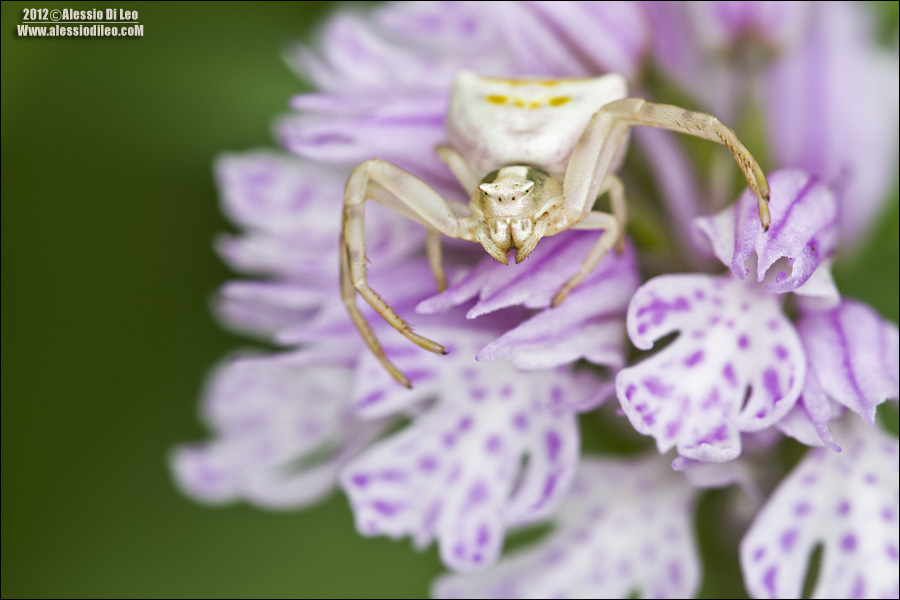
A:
[550,176,623,307]
[342,159,472,388]
[563,97,770,230]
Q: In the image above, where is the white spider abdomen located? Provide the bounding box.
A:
[447,70,628,178]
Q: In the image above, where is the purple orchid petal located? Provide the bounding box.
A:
[776,368,844,452]
[644,2,810,122]
[215,152,423,281]
[215,280,328,339]
[341,353,596,572]
[419,232,630,318]
[432,456,700,598]
[765,2,900,245]
[278,98,452,181]
[215,152,343,234]
[274,260,459,349]
[740,418,900,599]
[475,243,639,370]
[695,169,839,294]
[672,456,760,503]
[171,353,385,508]
[288,5,519,98]
[522,1,650,79]
[687,2,812,50]
[617,274,805,462]
[797,299,900,426]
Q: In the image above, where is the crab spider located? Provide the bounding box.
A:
[342,71,770,388]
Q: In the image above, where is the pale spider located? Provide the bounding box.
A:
[341,71,770,387]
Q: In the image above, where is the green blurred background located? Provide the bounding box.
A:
[2,2,897,598]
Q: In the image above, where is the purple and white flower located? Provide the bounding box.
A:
[173,1,899,597]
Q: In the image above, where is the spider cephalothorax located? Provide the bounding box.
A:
[341,71,770,387]
[473,166,561,264]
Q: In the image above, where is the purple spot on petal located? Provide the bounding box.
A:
[468,482,487,505]
[352,474,369,488]
[794,502,811,517]
[458,416,473,432]
[543,548,565,565]
[767,319,779,331]
[774,345,788,360]
[837,500,851,516]
[477,524,490,547]
[668,560,682,585]
[546,430,562,462]
[453,542,465,558]
[864,473,877,485]
[636,296,690,326]
[763,566,777,597]
[470,388,486,402]
[776,271,788,284]
[702,388,721,409]
[753,547,766,562]
[887,544,899,561]
[637,323,648,335]
[851,575,865,599]
[500,385,512,398]
[684,350,704,367]
[406,369,435,384]
[741,302,749,311]
[780,529,798,552]
[373,500,402,517]
[447,465,461,484]
[419,456,438,473]
[801,473,818,486]
[644,377,673,397]
[485,435,502,453]
[550,386,563,405]
[756,409,768,418]
[379,469,405,482]
[538,472,560,506]
[882,507,896,522]
[423,502,440,532]
[357,390,385,408]
[738,335,750,349]
[625,384,637,400]
[694,289,706,300]
[665,420,682,439]
[763,368,782,402]
[512,413,528,430]
[841,534,857,552]
[723,363,738,387]
[715,424,730,441]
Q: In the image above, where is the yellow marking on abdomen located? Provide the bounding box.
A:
[483,94,574,109]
